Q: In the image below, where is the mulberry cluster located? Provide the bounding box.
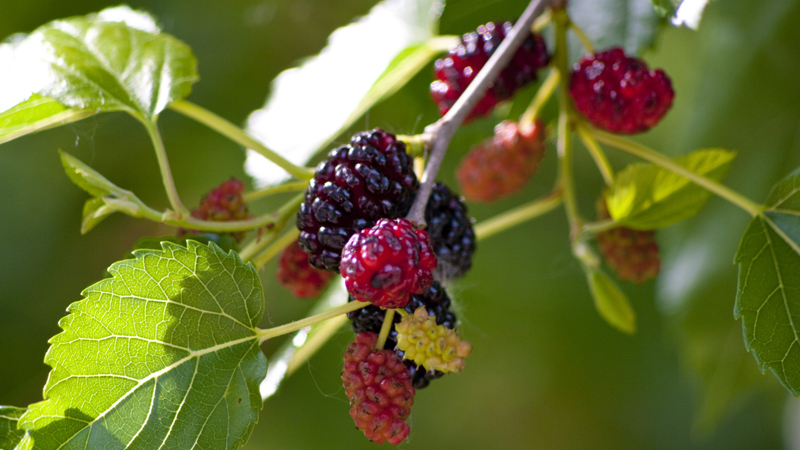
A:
[178,178,252,242]
[348,281,457,389]
[342,332,415,445]
[296,129,418,273]
[457,120,546,203]
[431,21,550,121]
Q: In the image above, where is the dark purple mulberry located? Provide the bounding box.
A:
[296,129,419,272]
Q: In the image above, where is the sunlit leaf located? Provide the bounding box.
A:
[586,268,636,334]
[0,95,94,146]
[0,406,26,450]
[605,149,735,230]
[17,241,267,450]
[17,6,198,120]
[245,0,443,187]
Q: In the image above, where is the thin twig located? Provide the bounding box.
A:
[474,190,564,241]
[405,0,556,227]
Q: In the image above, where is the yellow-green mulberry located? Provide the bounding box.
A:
[395,307,472,373]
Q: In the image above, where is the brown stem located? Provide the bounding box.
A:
[405,0,557,227]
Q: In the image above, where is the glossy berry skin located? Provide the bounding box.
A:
[569,48,674,134]
[431,21,550,121]
[178,178,252,242]
[296,129,418,273]
[596,199,660,283]
[340,218,436,309]
[425,183,476,280]
[456,120,546,203]
[276,240,335,299]
[342,332,415,445]
[348,281,457,389]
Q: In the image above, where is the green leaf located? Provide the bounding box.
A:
[129,234,240,259]
[60,150,126,198]
[0,95,94,146]
[763,166,800,247]
[346,36,457,125]
[735,167,800,395]
[586,268,636,334]
[0,406,26,450]
[17,241,267,450]
[734,217,800,395]
[651,0,680,17]
[17,6,198,120]
[567,0,664,56]
[605,149,736,230]
[60,150,156,233]
[651,0,711,29]
[245,0,442,186]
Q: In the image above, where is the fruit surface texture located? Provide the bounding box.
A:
[570,48,674,134]
[297,129,418,272]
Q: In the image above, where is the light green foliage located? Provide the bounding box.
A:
[16,6,197,121]
[60,151,151,233]
[586,268,636,334]
[605,149,735,229]
[0,95,93,146]
[735,167,800,395]
[0,406,26,450]
[17,241,267,449]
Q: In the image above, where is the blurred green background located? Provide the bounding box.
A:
[1,0,800,449]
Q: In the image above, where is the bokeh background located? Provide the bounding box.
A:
[1,0,800,449]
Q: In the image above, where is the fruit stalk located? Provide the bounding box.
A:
[256,300,368,343]
[406,0,556,227]
[141,118,189,215]
[553,9,582,240]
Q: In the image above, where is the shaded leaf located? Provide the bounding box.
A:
[17,241,267,450]
[567,0,663,57]
[17,6,198,120]
[0,406,26,450]
[586,268,636,334]
[734,217,800,395]
[245,0,443,187]
[735,167,800,395]
[605,149,735,230]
